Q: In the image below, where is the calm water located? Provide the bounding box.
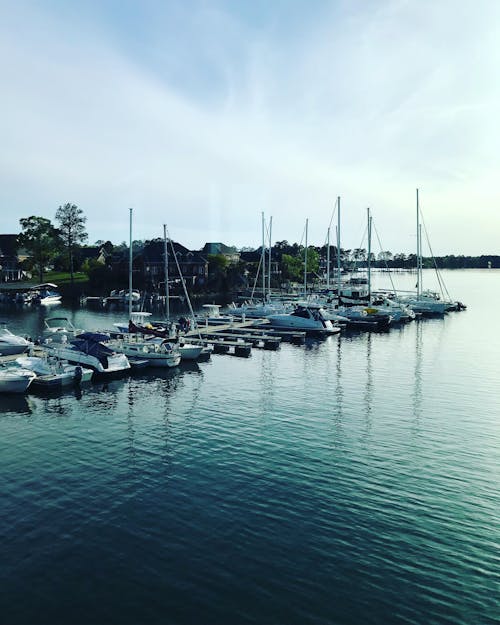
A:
[1,270,499,625]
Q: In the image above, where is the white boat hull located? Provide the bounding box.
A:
[0,368,36,393]
[48,345,131,375]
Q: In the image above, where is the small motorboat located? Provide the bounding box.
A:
[30,283,62,305]
[0,366,36,393]
[43,316,85,344]
[16,356,93,389]
[0,323,33,356]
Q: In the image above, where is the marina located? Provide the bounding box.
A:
[0,269,498,625]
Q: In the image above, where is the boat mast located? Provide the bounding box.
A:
[261,211,265,302]
[267,216,272,300]
[326,225,331,290]
[128,207,133,320]
[304,218,308,298]
[367,207,372,304]
[337,197,341,300]
[163,224,170,322]
[416,188,421,299]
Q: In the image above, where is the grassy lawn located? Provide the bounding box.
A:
[44,271,89,286]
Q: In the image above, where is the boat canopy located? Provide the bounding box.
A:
[30,283,59,290]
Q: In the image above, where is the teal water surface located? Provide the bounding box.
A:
[0,270,499,625]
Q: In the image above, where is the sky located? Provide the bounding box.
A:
[1,0,499,255]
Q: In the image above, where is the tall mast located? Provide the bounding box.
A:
[367,207,372,304]
[163,224,170,322]
[337,196,341,298]
[416,188,421,298]
[261,211,265,301]
[304,218,308,297]
[128,207,133,320]
[267,216,272,299]
[326,226,331,290]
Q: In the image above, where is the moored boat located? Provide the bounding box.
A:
[267,303,340,334]
[43,316,85,344]
[16,355,93,388]
[0,323,33,356]
[0,366,36,393]
[47,332,131,375]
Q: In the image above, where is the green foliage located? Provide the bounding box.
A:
[208,254,229,273]
[18,216,61,282]
[281,253,303,281]
[55,203,88,284]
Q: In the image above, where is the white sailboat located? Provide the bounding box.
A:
[400,190,447,315]
[108,211,181,368]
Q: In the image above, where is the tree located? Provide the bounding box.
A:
[18,216,61,282]
[55,203,88,286]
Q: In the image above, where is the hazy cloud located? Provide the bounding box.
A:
[0,0,499,254]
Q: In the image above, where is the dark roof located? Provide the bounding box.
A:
[0,234,19,257]
[201,242,239,255]
[142,240,207,264]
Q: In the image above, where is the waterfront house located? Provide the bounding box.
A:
[0,234,24,281]
[201,242,240,264]
[140,240,209,288]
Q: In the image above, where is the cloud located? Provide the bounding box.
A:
[0,0,499,254]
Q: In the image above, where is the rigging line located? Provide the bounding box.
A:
[372,221,397,295]
[327,197,338,232]
[420,211,452,301]
[250,252,263,302]
[298,221,307,248]
[165,225,202,340]
[350,223,368,273]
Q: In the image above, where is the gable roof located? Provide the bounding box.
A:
[202,242,239,256]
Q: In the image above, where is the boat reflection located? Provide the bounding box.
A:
[0,394,33,415]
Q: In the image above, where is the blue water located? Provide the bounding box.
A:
[1,270,499,625]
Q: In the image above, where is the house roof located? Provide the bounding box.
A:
[0,234,19,257]
[142,240,207,264]
[201,242,239,256]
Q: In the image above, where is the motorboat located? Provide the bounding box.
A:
[16,356,93,388]
[227,300,293,319]
[107,335,181,368]
[47,332,131,375]
[106,289,141,306]
[0,366,36,393]
[335,305,393,330]
[43,316,85,344]
[113,311,156,334]
[30,283,62,305]
[0,323,33,356]
[194,304,234,326]
[267,303,340,334]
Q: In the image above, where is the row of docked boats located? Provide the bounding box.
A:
[226,284,466,333]
[0,313,214,393]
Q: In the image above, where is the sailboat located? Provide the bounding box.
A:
[267,219,340,334]
[107,211,181,368]
[162,227,213,361]
[229,213,291,318]
[399,190,447,316]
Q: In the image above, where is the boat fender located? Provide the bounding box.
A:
[74,366,83,382]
